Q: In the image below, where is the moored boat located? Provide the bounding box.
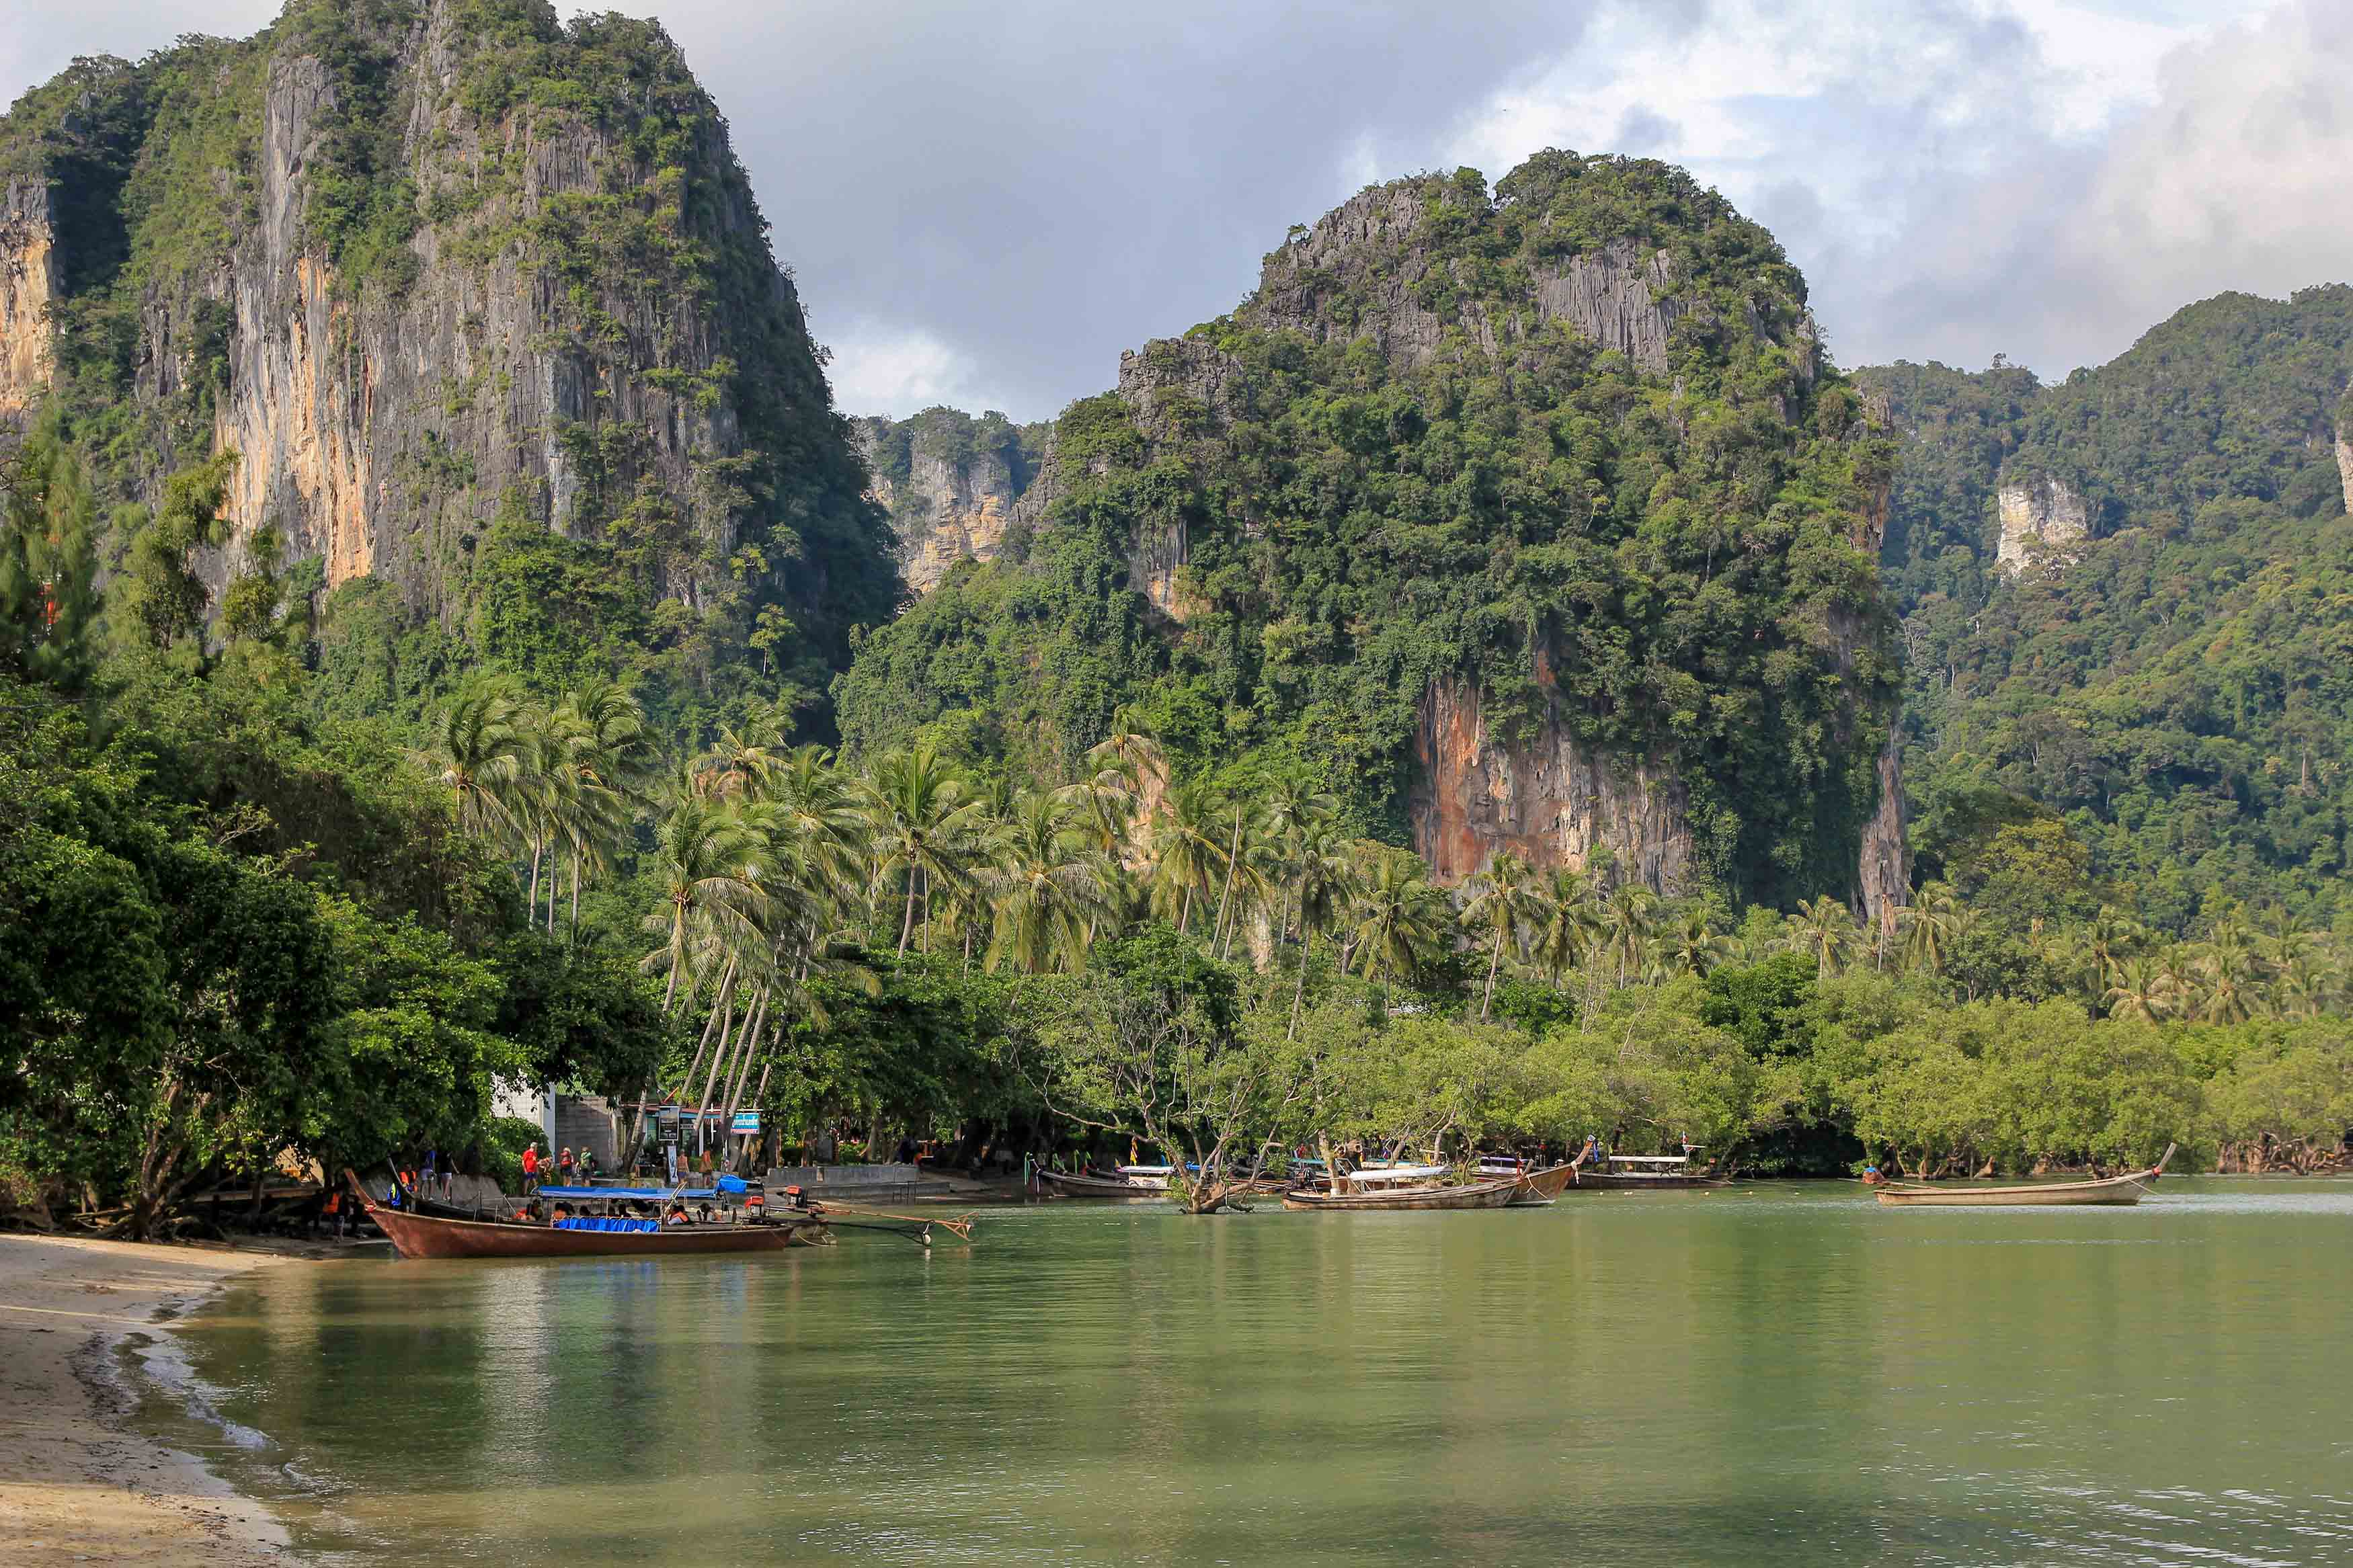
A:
[1505,1153,1589,1205]
[1556,1151,1730,1191]
[1281,1175,1523,1212]
[1873,1145,2175,1208]
[1039,1169,1167,1198]
[352,1176,824,1259]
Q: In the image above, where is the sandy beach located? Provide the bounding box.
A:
[0,1233,315,1567]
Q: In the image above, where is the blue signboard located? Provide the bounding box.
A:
[730,1110,762,1135]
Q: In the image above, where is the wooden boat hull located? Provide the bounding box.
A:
[1282,1177,1522,1212]
[1505,1164,1581,1204]
[363,1199,821,1260]
[1873,1182,2148,1207]
[1558,1172,1731,1191]
[1873,1145,2174,1208]
[1039,1171,1166,1199]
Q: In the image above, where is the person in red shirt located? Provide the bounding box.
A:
[557,1147,575,1187]
[521,1143,541,1194]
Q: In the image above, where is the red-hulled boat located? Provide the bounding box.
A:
[350,1175,826,1260]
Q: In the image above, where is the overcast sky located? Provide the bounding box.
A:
[6,0,2348,420]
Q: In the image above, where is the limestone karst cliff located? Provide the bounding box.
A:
[852,407,1038,595]
[1994,473,2089,573]
[834,153,1905,909]
[0,179,53,414]
[0,0,895,697]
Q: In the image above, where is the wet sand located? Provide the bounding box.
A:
[0,1233,309,1567]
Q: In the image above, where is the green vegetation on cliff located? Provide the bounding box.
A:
[1861,286,2353,932]
[836,156,1899,907]
[0,0,898,741]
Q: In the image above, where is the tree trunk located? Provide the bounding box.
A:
[1482,932,1503,1022]
[1288,930,1313,1040]
[898,866,918,958]
[1212,806,1243,958]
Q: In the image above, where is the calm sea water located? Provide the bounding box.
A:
[147,1181,2353,1566]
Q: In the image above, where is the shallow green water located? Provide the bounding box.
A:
[154,1180,2353,1566]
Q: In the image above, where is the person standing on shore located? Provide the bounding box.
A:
[522,1143,541,1194]
[557,1147,575,1188]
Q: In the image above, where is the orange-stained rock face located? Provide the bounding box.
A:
[0,180,56,415]
[1409,677,1692,891]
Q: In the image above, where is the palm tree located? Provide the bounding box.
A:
[1146,776,1228,936]
[2083,905,2141,991]
[1287,824,1357,1036]
[421,685,530,848]
[639,800,767,1011]
[2273,950,2339,1019]
[1054,764,1140,860]
[1086,710,1168,790]
[983,792,1115,973]
[1600,882,1657,987]
[1348,848,1446,985]
[548,681,650,932]
[2102,953,2173,1022]
[695,721,785,801]
[1257,774,1339,944]
[1660,909,1733,978]
[865,743,986,958]
[762,744,871,902]
[2156,944,2202,1017]
[2196,937,2258,1024]
[1529,869,1600,988]
[1791,896,1856,981]
[1899,882,1960,975]
[1461,852,1539,1021]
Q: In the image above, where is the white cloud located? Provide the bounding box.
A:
[822,322,1001,421]
[1,0,2338,409]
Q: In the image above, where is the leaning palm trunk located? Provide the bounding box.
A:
[1288,930,1314,1040]
[629,956,735,1163]
[718,1015,766,1166]
[1212,806,1244,958]
[1482,932,1504,1022]
[693,985,763,1153]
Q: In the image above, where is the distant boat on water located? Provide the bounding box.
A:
[1872,1145,2176,1208]
[351,1173,826,1258]
[1281,1175,1524,1211]
[1555,1151,1730,1191]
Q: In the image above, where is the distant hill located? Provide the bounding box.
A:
[1858,286,2353,930]
[832,153,1907,913]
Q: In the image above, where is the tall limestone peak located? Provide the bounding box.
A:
[0,0,897,706]
[835,152,1905,913]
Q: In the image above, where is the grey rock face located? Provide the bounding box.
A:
[7,0,858,625]
[1995,474,2091,573]
[2336,434,2352,518]
[1858,720,1910,937]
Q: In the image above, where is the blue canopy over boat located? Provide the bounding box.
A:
[536,1184,720,1200]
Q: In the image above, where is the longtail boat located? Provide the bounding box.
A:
[1039,1170,1167,1198]
[1281,1175,1523,1212]
[350,1175,825,1260]
[1873,1145,2175,1208]
[1507,1157,1587,1205]
[1554,1151,1730,1191]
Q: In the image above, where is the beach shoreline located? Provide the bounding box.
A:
[0,1232,335,1567]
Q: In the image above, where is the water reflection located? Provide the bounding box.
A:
[164,1181,2353,1566]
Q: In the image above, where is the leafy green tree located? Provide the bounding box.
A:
[0,415,104,692]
